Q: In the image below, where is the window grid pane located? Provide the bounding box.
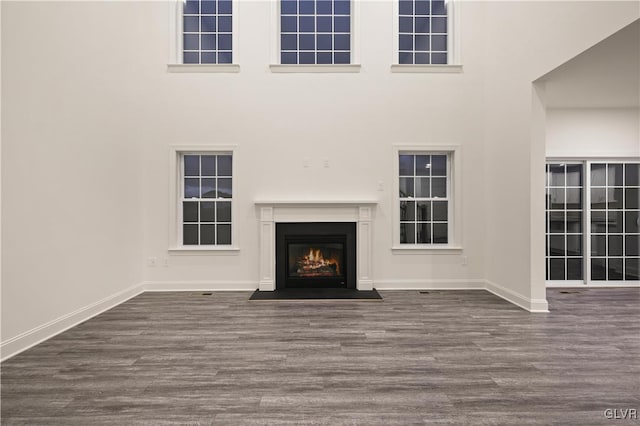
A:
[182,154,232,246]
[183,0,233,64]
[400,153,449,245]
[590,162,639,281]
[281,0,351,64]
[545,163,584,280]
[399,0,448,65]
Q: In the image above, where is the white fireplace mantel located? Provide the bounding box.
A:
[255,200,377,291]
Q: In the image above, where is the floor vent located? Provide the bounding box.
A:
[201,292,213,296]
[560,291,580,294]
[419,291,430,294]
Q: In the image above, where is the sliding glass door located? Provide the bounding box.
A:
[546,160,639,285]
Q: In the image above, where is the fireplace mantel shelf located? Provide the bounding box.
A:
[254,200,378,206]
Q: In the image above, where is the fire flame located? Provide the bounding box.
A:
[302,248,340,275]
[307,248,320,262]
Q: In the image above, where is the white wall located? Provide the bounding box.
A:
[141,0,488,289]
[1,2,145,357]
[481,2,638,308]
[546,108,640,158]
[2,1,639,357]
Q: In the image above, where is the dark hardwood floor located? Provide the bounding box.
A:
[2,288,639,425]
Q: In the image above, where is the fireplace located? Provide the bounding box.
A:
[256,201,375,291]
[276,222,357,289]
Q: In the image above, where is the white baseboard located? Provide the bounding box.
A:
[485,280,549,313]
[0,282,144,362]
[374,279,550,312]
[374,279,485,290]
[141,280,258,292]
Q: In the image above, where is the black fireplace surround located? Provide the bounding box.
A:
[276,222,357,289]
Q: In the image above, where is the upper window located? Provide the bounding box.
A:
[183,0,233,64]
[399,153,450,244]
[398,0,449,64]
[280,0,352,64]
[181,153,233,246]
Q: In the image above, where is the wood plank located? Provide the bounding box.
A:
[2,288,639,424]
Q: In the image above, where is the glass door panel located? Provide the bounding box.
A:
[590,163,640,281]
[546,163,584,281]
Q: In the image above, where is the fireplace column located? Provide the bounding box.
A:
[357,206,374,291]
[258,206,275,291]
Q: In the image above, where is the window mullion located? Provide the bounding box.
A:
[563,163,568,281]
[584,160,591,285]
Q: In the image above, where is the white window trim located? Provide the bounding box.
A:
[167,0,241,73]
[169,145,240,253]
[545,157,640,286]
[168,64,240,73]
[269,64,361,73]
[391,0,462,72]
[391,64,462,73]
[392,144,463,253]
[269,0,361,72]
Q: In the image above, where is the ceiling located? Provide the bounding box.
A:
[539,19,639,109]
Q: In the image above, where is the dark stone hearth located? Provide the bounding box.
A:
[249,288,382,301]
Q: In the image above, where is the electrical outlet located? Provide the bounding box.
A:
[162,258,169,267]
[323,159,330,168]
[147,257,157,267]
[303,157,310,168]
[377,180,384,191]
[461,256,468,266]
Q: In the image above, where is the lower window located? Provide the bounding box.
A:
[399,152,450,245]
[181,152,233,246]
